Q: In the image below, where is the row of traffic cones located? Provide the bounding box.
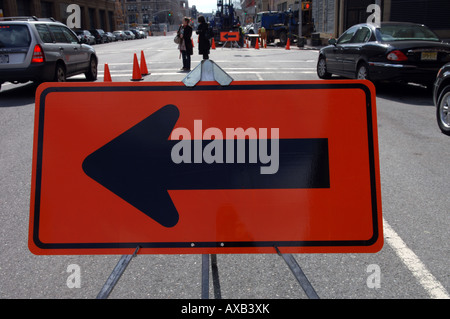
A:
[243,38,291,50]
[103,50,150,82]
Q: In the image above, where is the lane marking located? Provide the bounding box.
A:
[383,219,449,299]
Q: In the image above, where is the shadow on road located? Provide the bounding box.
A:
[0,82,38,107]
[0,79,98,108]
[374,82,434,107]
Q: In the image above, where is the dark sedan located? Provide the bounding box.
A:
[317,22,450,88]
[433,63,450,136]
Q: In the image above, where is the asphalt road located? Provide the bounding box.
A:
[0,33,448,301]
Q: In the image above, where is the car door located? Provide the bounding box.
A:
[48,24,79,74]
[327,25,359,75]
[342,26,372,75]
[60,26,88,70]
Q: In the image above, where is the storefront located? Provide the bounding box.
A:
[313,0,450,41]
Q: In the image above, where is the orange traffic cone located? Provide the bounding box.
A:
[140,50,149,76]
[286,38,291,50]
[246,39,249,48]
[131,53,143,81]
[255,38,259,49]
[211,38,216,49]
[103,63,112,82]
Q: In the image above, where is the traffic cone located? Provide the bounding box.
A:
[286,38,291,50]
[211,38,216,49]
[131,53,143,81]
[103,63,112,82]
[191,38,194,48]
[246,39,249,48]
[140,50,149,76]
[255,38,259,49]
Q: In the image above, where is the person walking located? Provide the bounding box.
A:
[178,17,193,71]
[196,15,211,60]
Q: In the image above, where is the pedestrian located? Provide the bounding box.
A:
[178,17,193,71]
[196,15,211,60]
[259,26,267,48]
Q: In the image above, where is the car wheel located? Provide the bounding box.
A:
[437,86,450,136]
[317,56,332,79]
[356,62,370,80]
[85,56,98,81]
[54,63,66,82]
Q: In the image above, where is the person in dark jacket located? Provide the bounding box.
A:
[196,15,211,60]
[178,17,193,71]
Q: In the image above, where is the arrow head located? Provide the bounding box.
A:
[82,104,180,228]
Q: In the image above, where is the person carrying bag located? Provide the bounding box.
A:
[177,17,193,71]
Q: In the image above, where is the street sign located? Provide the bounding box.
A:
[29,81,383,255]
[220,31,239,42]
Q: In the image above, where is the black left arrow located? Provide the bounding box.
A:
[223,33,237,41]
[82,104,330,228]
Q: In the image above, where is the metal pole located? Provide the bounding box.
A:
[275,247,319,299]
[96,246,140,299]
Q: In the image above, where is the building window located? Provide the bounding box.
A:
[17,0,32,16]
[41,1,53,19]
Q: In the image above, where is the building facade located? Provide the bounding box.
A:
[0,0,116,31]
[313,0,450,40]
[123,0,189,28]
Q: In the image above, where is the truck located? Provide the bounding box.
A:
[247,10,313,46]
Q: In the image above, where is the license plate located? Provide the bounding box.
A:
[0,54,9,64]
[421,52,437,61]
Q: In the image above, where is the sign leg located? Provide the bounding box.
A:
[96,246,140,299]
[275,247,320,299]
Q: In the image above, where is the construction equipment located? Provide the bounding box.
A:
[210,0,241,44]
[247,7,313,46]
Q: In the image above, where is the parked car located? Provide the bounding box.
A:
[317,22,450,88]
[74,29,95,45]
[105,32,116,42]
[0,16,97,90]
[130,29,142,39]
[139,30,147,39]
[124,30,135,40]
[113,30,126,41]
[433,63,450,136]
[90,28,108,44]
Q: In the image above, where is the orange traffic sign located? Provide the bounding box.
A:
[29,81,383,255]
[220,31,239,42]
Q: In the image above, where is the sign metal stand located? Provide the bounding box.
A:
[96,62,319,299]
[97,246,140,299]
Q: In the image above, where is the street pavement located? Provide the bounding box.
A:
[0,33,448,301]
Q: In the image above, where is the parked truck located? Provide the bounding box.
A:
[247,10,313,46]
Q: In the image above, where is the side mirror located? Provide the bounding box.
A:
[328,38,337,45]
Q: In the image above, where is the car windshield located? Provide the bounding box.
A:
[377,24,440,42]
[0,25,31,48]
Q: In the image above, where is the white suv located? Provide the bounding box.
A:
[0,16,98,90]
